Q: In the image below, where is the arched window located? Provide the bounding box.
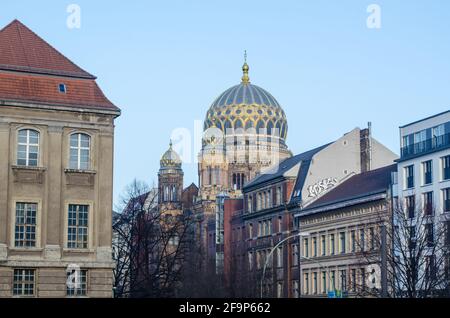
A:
[235,119,243,129]
[70,133,91,170]
[224,120,232,134]
[17,129,39,167]
[172,185,177,202]
[256,120,265,134]
[164,186,169,202]
[267,121,274,136]
[245,120,254,131]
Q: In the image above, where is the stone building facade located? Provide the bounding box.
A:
[293,164,396,298]
[0,20,120,297]
[224,126,397,297]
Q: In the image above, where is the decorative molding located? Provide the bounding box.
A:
[307,177,338,198]
[47,125,64,133]
[11,165,46,184]
[64,169,96,186]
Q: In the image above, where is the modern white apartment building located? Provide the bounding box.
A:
[396,110,450,296]
[397,110,450,217]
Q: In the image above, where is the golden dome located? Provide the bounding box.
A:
[160,141,182,171]
[204,62,288,141]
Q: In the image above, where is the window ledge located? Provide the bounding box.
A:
[64,169,96,174]
[9,247,43,252]
[11,165,46,171]
[63,248,95,253]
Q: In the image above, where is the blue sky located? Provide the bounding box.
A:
[2,1,450,206]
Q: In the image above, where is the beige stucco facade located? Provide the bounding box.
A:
[0,102,119,297]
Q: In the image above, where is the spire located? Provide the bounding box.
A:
[169,139,173,149]
[241,50,250,84]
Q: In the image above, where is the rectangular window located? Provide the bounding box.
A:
[330,271,336,291]
[406,196,415,219]
[277,282,283,298]
[69,133,91,170]
[369,227,375,251]
[360,268,366,290]
[445,221,450,246]
[248,252,253,270]
[304,273,309,295]
[340,270,347,291]
[249,223,253,239]
[405,165,414,189]
[67,204,89,249]
[276,246,283,268]
[313,272,318,294]
[292,280,299,298]
[66,269,88,297]
[351,269,357,292]
[442,155,450,181]
[321,235,326,256]
[330,234,335,255]
[14,203,37,247]
[443,188,450,213]
[17,129,39,167]
[422,160,433,185]
[13,269,35,296]
[359,229,365,252]
[339,232,346,254]
[313,237,317,257]
[322,272,327,294]
[278,216,282,233]
[423,191,433,216]
[351,230,356,252]
[292,244,299,266]
[303,238,309,258]
[426,223,434,247]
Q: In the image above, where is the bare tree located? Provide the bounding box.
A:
[112,179,196,298]
[356,197,450,298]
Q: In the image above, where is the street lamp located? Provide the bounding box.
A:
[260,231,309,299]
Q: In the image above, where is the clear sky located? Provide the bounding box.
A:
[2,1,450,207]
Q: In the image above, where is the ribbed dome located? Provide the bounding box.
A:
[160,141,182,171]
[204,63,288,140]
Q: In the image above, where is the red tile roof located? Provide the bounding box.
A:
[0,72,116,110]
[0,20,119,113]
[0,20,94,79]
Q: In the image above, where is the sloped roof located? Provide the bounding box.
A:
[301,164,396,212]
[244,143,331,190]
[0,20,94,79]
[0,20,119,112]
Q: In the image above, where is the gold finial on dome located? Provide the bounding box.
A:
[241,50,250,84]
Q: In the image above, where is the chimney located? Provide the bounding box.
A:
[360,122,372,173]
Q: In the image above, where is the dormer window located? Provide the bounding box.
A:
[58,83,67,93]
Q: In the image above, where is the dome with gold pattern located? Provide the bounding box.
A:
[160,141,182,172]
[204,61,288,140]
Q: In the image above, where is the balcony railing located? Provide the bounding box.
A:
[401,133,450,159]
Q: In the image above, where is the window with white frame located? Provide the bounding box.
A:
[13,269,35,296]
[17,129,39,167]
[14,203,37,247]
[67,204,89,249]
[69,133,91,170]
[66,269,88,297]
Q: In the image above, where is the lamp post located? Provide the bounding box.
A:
[260,232,309,299]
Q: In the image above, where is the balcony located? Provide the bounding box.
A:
[400,133,450,160]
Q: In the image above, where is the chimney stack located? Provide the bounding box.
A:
[360,122,373,173]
